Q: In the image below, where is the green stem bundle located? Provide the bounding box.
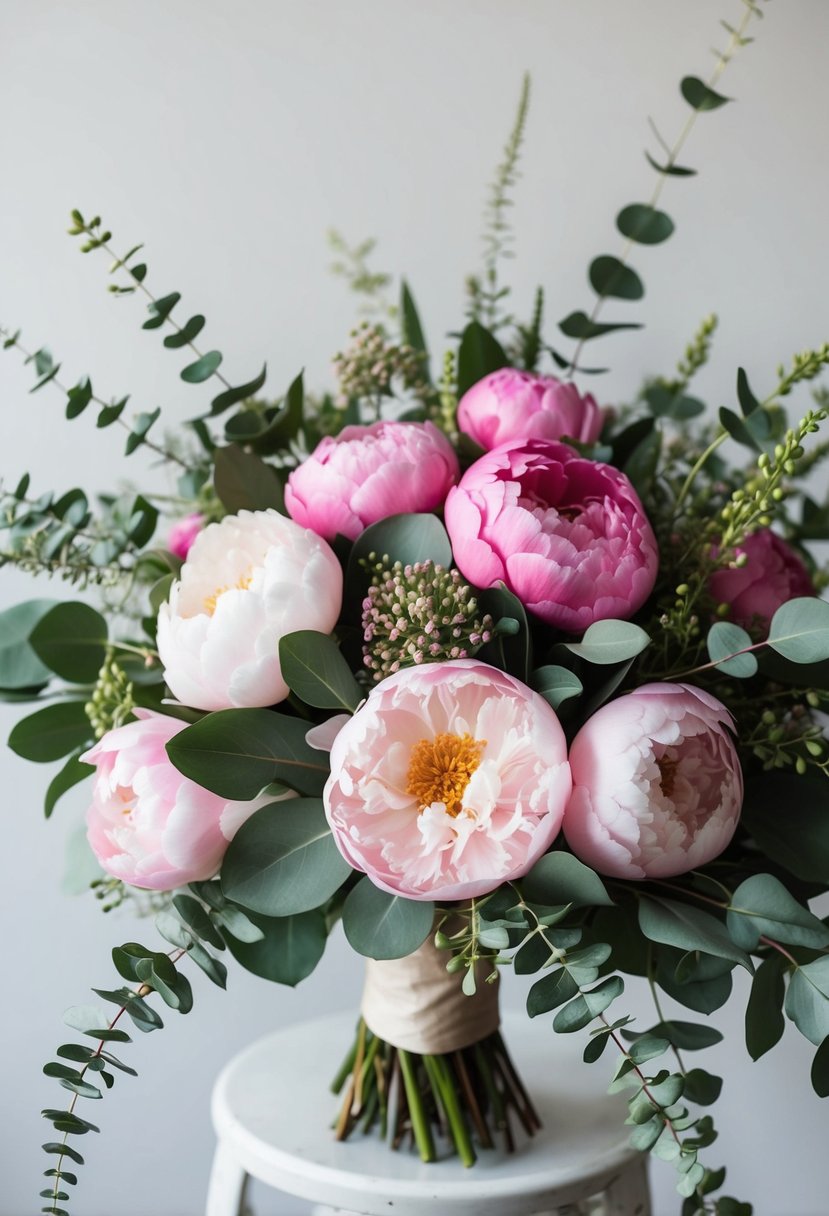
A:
[331,1020,540,1166]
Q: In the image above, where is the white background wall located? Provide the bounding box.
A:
[1,1,828,1213]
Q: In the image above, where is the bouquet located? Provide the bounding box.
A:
[3,3,828,1214]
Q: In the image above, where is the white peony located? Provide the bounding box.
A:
[157,509,343,710]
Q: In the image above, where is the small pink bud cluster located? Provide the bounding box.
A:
[361,559,493,680]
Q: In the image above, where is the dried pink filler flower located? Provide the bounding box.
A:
[563,683,743,879]
[324,659,571,901]
[445,438,658,632]
[457,368,604,450]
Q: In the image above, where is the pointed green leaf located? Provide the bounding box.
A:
[559,312,642,341]
[681,76,731,111]
[8,701,92,763]
[210,362,268,415]
[181,350,223,383]
[279,631,361,712]
[456,321,508,397]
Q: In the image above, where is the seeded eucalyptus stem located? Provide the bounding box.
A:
[568,1,762,375]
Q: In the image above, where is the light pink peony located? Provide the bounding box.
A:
[457,369,604,450]
[284,420,460,541]
[563,683,743,880]
[82,710,268,891]
[709,528,814,631]
[324,658,571,901]
[167,512,204,560]
[444,438,658,632]
[157,509,342,711]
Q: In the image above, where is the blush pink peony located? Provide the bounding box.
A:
[284,420,459,541]
[167,512,204,559]
[323,658,571,901]
[709,528,814,631]
[563,683,743,879]
[457,368,604,450]
[82,710,269,891]
[157,509,342,711]
[444,438,658,632]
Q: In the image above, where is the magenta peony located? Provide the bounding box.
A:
[157,509,342,711]
[563,683,743,879]
[444,438,658,632]
[457,368,604,450]
[82,710,269,890]
[323,658,571,901]
[709,528,814,631]
[167,512,204,559]
[284,420,459,541]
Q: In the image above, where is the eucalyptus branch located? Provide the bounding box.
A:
[0,327,188,470]
[567,1,763,375]
[68,213,234,394]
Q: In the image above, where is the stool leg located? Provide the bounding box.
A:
[206,1140,250,1216]
[604,1156,651,1216]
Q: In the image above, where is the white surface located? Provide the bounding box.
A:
[1,2,829,1215]
[209,1012,649,1216]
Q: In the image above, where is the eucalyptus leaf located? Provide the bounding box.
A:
[638,897,752,971]
[0,599,55,690]
[681,76,731,111]
[530,665,583,710]
[181,350,223,383]
[213,444,285,513]
[30,602,108,683]
[527,967,578,1017]
[745,955,786,1060]
[8,701,93,763]
[342,877,434,960]
[588,256,644,301]
[225,908,327,985]
[564,619,650,665]
[727,874,829,951]
[616,203,674,245]
[552,975,624,1033]
[785,957,829,1046]
[810,1036,829,1098]
[221,798,351,916]
[166,708,329,798]
[279,631,362,712]
[523,851,613,908]
[559,312,642,341]
[706,620,758,677]
[767,597,829,663]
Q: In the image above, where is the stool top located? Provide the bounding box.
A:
[212,1010,639,1216]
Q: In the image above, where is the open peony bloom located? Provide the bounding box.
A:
[284,420,459,541]
[82,710,269,890]
[457,368,604,450]
[563,683,743,879]
[167,511,204,560]
[157,509,342,711]
[445,438,658,632]
[709,527,814,632]
[324,658,571,901]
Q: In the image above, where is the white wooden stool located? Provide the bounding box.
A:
[207,1010,651,1216]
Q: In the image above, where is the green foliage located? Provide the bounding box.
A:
[785,958,829,1048]
[727,875,829,951]
[221,798,351,916]
[767,597,829,663]
[563,619,651,665]
[529,664,583,710]
[342,878,434,960]
[224,908,327,986]
[522,851,613,909]
[681,77,731,112]
[278,631,362,712]
[589,256,645,301]
[8,701,93,763]
[212,444,286,513]
[0,599,55,692]
[30,603,108,684]
[705,621,757,677]
[745,956,786,1060]
[456,320,508,397]
[165,708,330,798]
[638,897,752,971]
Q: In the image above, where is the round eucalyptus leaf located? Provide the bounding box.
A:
[342,877,434,960]
[768,597,829,663]
[706,620,757,677]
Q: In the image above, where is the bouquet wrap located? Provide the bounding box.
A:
[362,940,500,1054]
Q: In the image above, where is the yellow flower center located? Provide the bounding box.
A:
[405,732,486,818]
[203,571,253,616]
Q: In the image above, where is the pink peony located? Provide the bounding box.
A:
[563,683,743,880]
[457,368,604,450]
[157,509,342,711]
[444,438,658,632]
[709,528,814,631]
[284,420,459,541]
[167,512,204,560]
[82,710,269,891]
[324,658,571,902]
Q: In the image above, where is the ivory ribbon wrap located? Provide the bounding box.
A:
[361,936,500,1055]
